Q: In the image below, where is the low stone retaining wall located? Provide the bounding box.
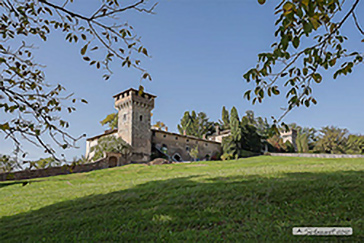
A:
[0,158,112,181]
[270,153,364,158]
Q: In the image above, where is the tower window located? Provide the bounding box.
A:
[175,137,178,140]
[163,135,166,138]
[140,115,143,121]
[123,114,127,121]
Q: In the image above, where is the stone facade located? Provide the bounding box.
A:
[208,126,231,143]
[280,129,297,151]
[152,129,221,161]
[86,88,222,162]
[114,88,155,162]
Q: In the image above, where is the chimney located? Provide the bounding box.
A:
[202,134,206,139]
[215,125,220,135]
[165,126,168,132]
[183,130,187,136]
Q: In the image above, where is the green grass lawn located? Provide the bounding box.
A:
[1,156,364,241]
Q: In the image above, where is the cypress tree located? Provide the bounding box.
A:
[230,107,242,143]
[177,111,192,135]
[222,106,230,130]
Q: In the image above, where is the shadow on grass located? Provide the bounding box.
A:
[0,180,43,189]
[1,171,364,241]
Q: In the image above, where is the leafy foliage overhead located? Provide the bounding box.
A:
[244,0,364,126]
[0,0,156,160]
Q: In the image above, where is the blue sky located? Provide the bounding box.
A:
[1,0,364,160]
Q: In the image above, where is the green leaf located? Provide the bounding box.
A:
[138,85,144,96]
[292,37,299,49]
[309,17,320,30]
[272,86,280,95]
[283,2,294,14]
[243,90,251,100]
[142,48,148,56]
[303,21,312,34]
[257,0,266,4]
[302,68,308,76]
[329,58,336,66]
[301,0,309,7]
[312,73,322,83]
[81,99,88,104]
[304,100,310,107]
[0,123,10,131]
[83,56,90,61]
[281,35,289,50]
[80,44,88,55]
[142,73,152,81]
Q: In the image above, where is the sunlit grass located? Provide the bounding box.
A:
[1,156,363,241]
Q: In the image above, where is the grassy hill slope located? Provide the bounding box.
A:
[1,156,364,241]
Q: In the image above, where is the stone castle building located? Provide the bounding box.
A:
[280,129,297,151]
[85,88,298,163]
[86,88,222,163]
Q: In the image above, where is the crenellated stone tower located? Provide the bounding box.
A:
[113,88,156,162]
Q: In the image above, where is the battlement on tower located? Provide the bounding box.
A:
[113,88,156,162]
[114,88,156,110]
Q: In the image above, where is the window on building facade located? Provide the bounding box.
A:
[140,115,143,121]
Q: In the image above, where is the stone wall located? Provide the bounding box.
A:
[0,156,127,181]
[152,130,221,161]
[270,153,364,158]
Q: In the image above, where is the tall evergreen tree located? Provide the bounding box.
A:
[241,124,262,153]
[177,111,193,135]
[241,110,256,126]
[178,111,214,138]
[314,126,349,154]
[296,133,309,153]
[190,111,199,136]
[221,106,230,130]
[197,112,215,138]
[230,107,241,142]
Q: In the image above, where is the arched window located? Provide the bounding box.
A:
[172,153,182,162]
[140,115,143,121]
